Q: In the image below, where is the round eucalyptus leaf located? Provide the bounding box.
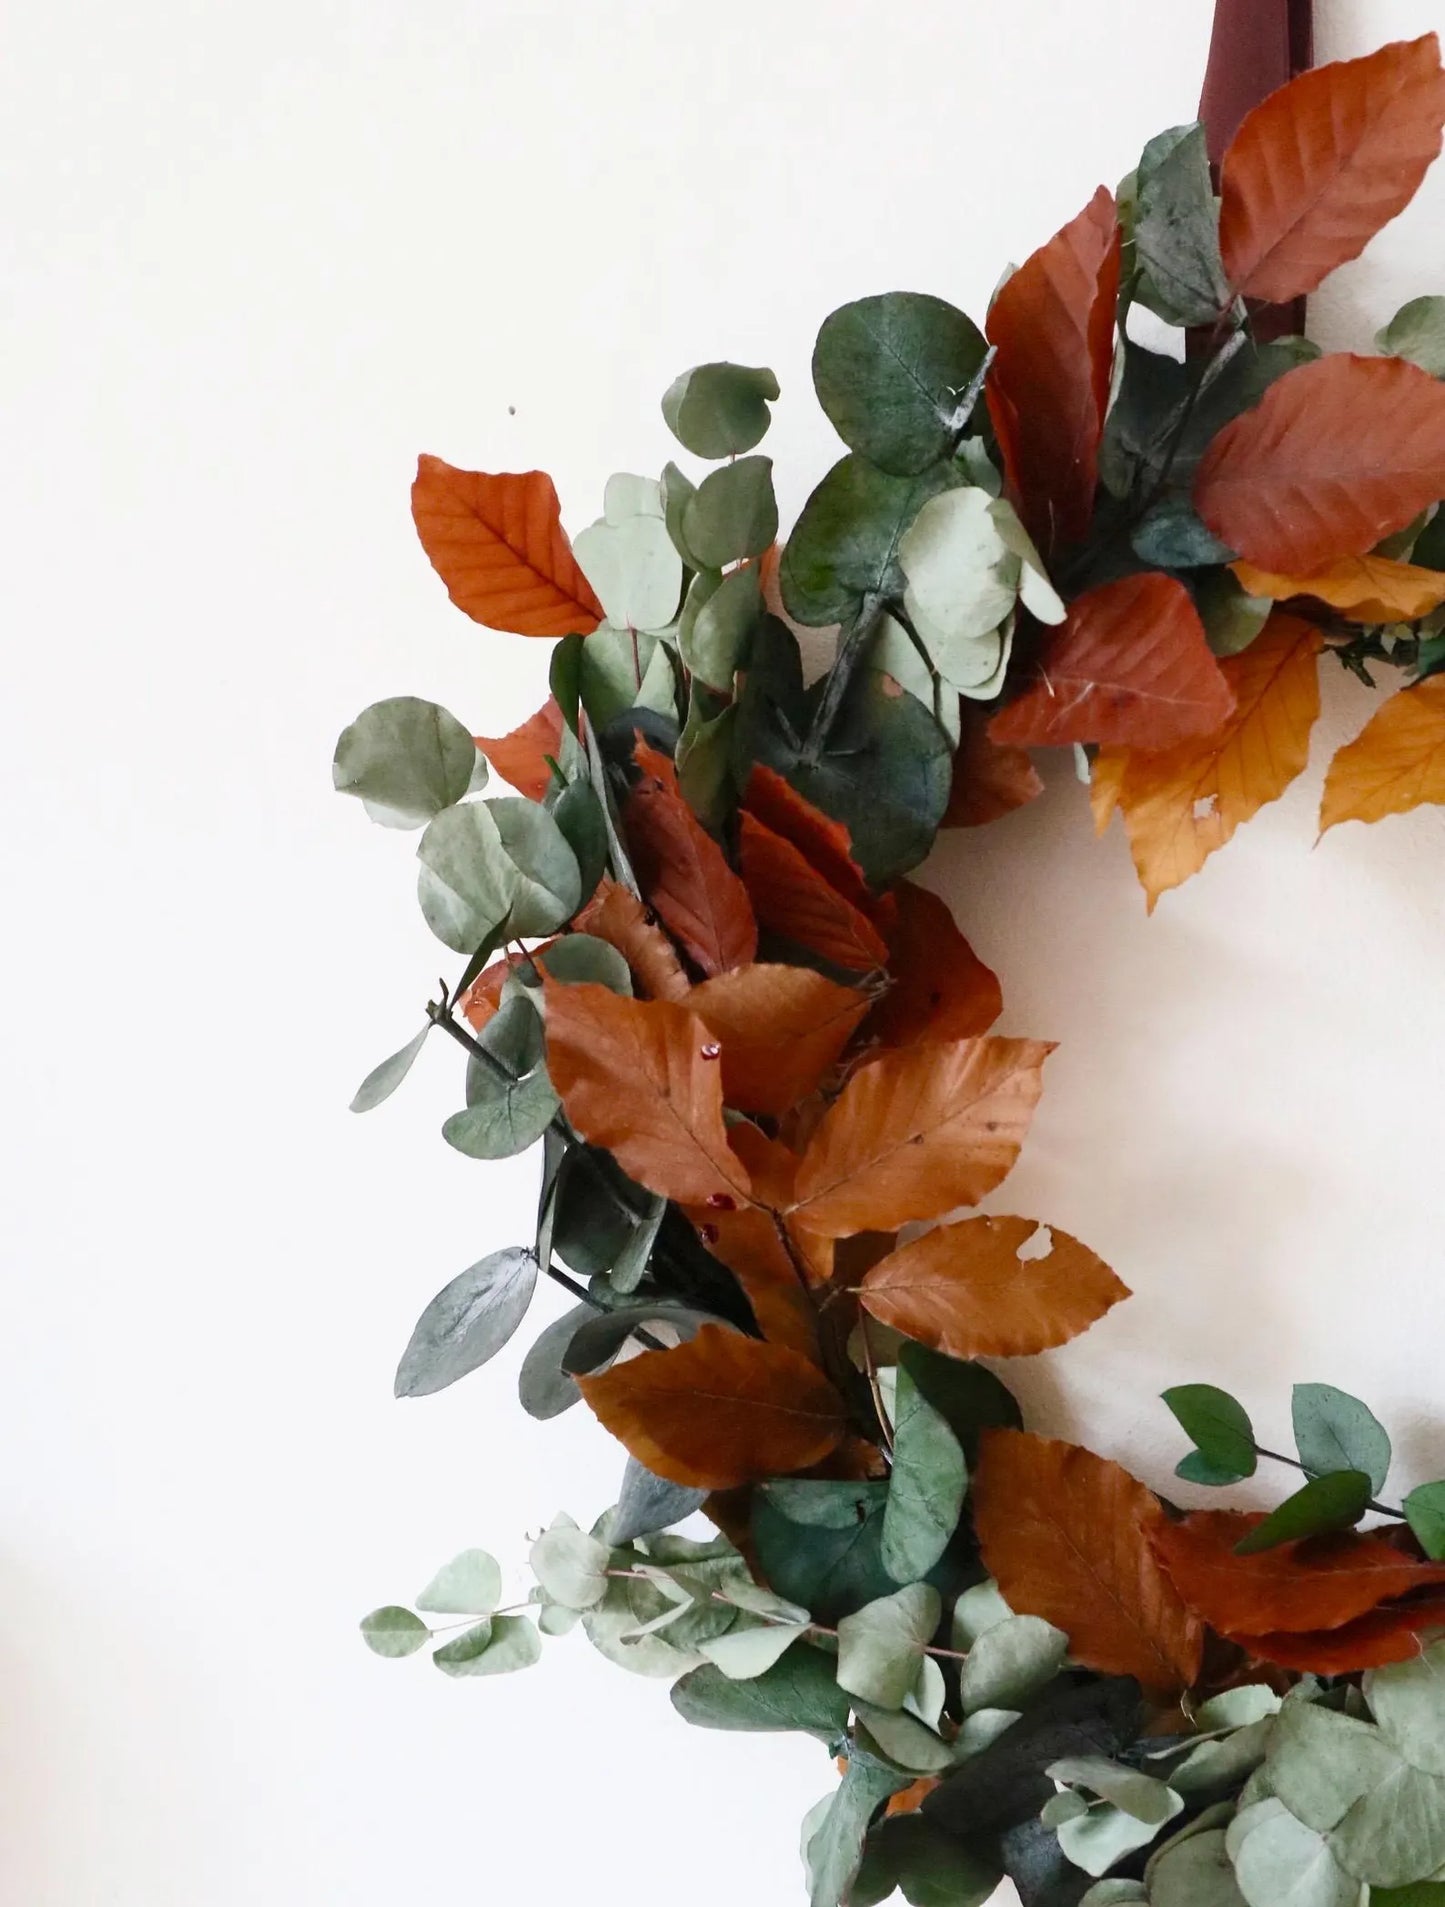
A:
[671,1642,851,1738]
[961,1615,1068,1716]
[836,1582,941,1711]
[393,1248,540,1398]
[680,562,761,689]
[605,1456,707,1545]
[1163,1383,1258,1484]
[334,695,481,828]
[662,361,779,459]
[1230,1799,1358,1907]
[578,623,677,729]
[530,1515,611,1610]
[432,1613,541,1678]
[1292,1383,1391,1496]
[583,1578,701,1678]
[561,1303,719,1377]
[517,1304,590,1420]
[416,800,517,954]
[488,796,581,938]
[881,1363,966,1584]
[1366,1641,1445,1778]
[1406,1482,1445,1561]
[416,1549,502,1617]
[699,1621,808,1681]
[1145,1828,1246,1907]
[1193,570,1273,657]
[682,456,778,570]
[573,507,682,635]
[1058,1797,1182,1879]
[813,292,989,475]
[350,1026,430,1114]
[1377,296,1445,378]
[442,1068,558,1159]
[661,460,702,566]
[360,1605,430,1658]
[550,777,608,904]
[781,454,961,628]
[603,471,665,523]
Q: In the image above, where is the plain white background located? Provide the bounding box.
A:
[4,1,1444,1901]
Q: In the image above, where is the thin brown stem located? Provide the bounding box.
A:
[858,1313,895,1460]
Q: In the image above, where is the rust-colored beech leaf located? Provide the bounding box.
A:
[972,1431,1203,1694]
[1193,355,1445,572]
[1092,615,1323,911]
[868,881,1001,1050]
[989,573,1233,750]
[737,813,888,974]
[627,740,758,975]
[1218,35,1445,304]
[788,1037,1052,1239]
[1320,677,1445,833]
[742,765,877,916]
[687,1203,820,1360]
[986,187,1121,551]
[1148,1510,1445,1638]
[459,943,557,1030]
[577,1324,846,1488]
[941,708,1044,828]
[860,1215,1128,1359]
[1233,555,1445,627]
[1233,1593,1445,1674]
[411,458,603,637]
[543,982,752,1208]
[475,697,565,801]
[573,878,691,1003]
[687,964,870,1118]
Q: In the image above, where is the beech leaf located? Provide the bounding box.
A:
[626,739,758,974]
[868,880,1001,1050]
[736,811,888,973]
[476,698,565,801]
[1233,554,1445,626]
[573,877,691,1003]
[686,964,870,1118]
[1320,678,1445,834]
[941,706,1043,828]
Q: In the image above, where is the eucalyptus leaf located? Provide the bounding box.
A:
[517,1304,589,1419]
[1230,1799,1359,1907]
[854,1812,1002,1907]
[699,1621,809,1680]
[607,1192,666,1295]
[1377,297,1445,378]
[1133,123,1230,327]
[1192,569,1274,657]
[837,1583,942,1711]
[416,800,517,955]
[961,1616,1069,1716]
[582,1579,701,1678]
[416,1549,502,1616]
[1293,1384,1391,1495]
[953,1580,1014,1650]
[333,695,481,828]
[1079,1885,1149,1905]
[1233,1471,1372,1554]
[578,623,676,730]
[350,1026,430,1113]
[1048,1758,1182,1825]
[806,1747,912,1907]
[1131,495,1236,568]
[662,361,779,458]
[535,933,632,995]
[812,292,990,475]
[682,456,778,569]
[573,489,683,633]
[855,1703,955,1775]
[781,454,961,629]
[605,1456,707,1545]
[550,777,608,903]
[432,1613,541,1678]
[660,459,702,567]
[443,1068,558,1159]
[679,562,761,689]
[753,1480,894,1625]
[393,1248,540,1398]
[677,690,739,831]
[1163,1383,1258,1485]
[1366,1641,1445,1779]
[882,1361,968,1583]
[1406,1483,1445,1561]
[360,1605,430,1658]
[1147,1827,1247,1907]
[671,1642,851,1740]
[487,796,581,938]
[561,1303,718,1376]
[529,1514,610,1610]
[1057,1796,1182,1878]
[902,1347,1023,1465]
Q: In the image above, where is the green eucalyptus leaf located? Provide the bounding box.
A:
[415,1549,502,1617]
[1132,495,1236,568]
[868,613,961,746]
[393,1248,539,1398]
[1163,1383,1258,1484]
[487,797,581,938]
[1167,1719,1274,1798]
[550,1146,643,1278]
[550,777,608,904]
[855,1811,1002,1907]
[432,1613,541,1678]
[1230,1799,1359,1907]
[334,695,481,828]
[679,562,761,689]
[1266,1700,1397,1837]
[625,1556,740,1649]
[1293,1384,1391,1495]
[1197,1685,1282,1732]
[1406,1484,1445,1561]
[660,459,701,566]
[952,1580,1014,1650]
[1057,1795,1183,1878]
[1177,334,1321,479]
[662,362,779,459]
[671,1642,851,1739]
[812,292,989,476]
[682,456,778,570]
[517,1304,588,1419]
[753,1480,894,1625]
[416,800,517,955]
[1235,1471,1373,1554]
[677,691,739,832]
[1366,1641,1445,1778]
[444,1069,557,1160]
[882,1363,967,1583]
[1048,1757,1182,1824]
[961,1616,1068,1716]
[550,633,584,731]
[699,1621,809,1681]
[1192,569,1274,657]
[529,1514,611,1610]
[607,1191,666,1295]
[359,1605,429,1658]
[854,1703,955,1775]
[578,623,676,730]
[582,1579,700,1678]
[1079,1884,1150,1906]
[1133,123,1230,328]
[605,1456,708,1546]
[837,1583,942,1711]
[1098,339,1191,500]
[350,1026,430,1113]
[806,1748,912,1907]
[901,1346,1022,1465]
[561,1303,718,1377]
[781,454,961,628]
[573,482,683,633]
[1378,297,1445,378]
[1147,1827,1247,1907]
[535,933,632,995]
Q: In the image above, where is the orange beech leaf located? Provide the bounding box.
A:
[577,1324,846,1488]
[1193,355,1445,572]
[868,881,1001,1050]
[411,458,603,637]
[458,942,557,1030]
[476,698,565,801]
[972,1431,1203,1694]
[737,813,888,974]
[1233,1593,1445,1675]
[742,765,877,916]
[1319,677,1445,833]
[788,1037,1052,1239]
[1218,35,1445,305]
[687,1204,820,1360]
[941,709,1044,828]
[627,740,758,975]
[886,1778,943,1819]
[573,878,690,1003]
[859,1214,1128,1359]
[985,187,1121,551]
[1233,554,1445,627]
[686,964,870,1118]
[989,573,1233,750]
[1091,615,1323,911]
[543,982,753,1208]
[1148,1510,1445,1638]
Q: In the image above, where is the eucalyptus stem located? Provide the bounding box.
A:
[801,592,883,764]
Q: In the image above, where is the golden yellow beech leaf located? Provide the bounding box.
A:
[1233,552,1445,625]
[1092,615,1323,911]
[1320,675,1445,832]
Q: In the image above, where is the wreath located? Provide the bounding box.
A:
[334,22,1445,1907]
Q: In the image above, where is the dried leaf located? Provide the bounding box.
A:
[867,880,1002,1049]
[687,964,870,1117]
[544,982,753,1207]
[686,1202,821,1360]
[411,458,603,637]
[985,187,1121,550]
[1320,678,1445,833]
[1193,355,1445,572]
[989,573,1233,750]
[1218,35,1445,304]
[475,699,566,801]
[742,764,877,915]
[972,1430,1203,1695]
[860,1215,1128,1358]
[627,740,758,974]
[737,812,888,973]
[941,707,1044,827]
[573,878,691,1003]
[789,1037,1052,1238]
[577,1324,846,1488]
[1233,555,1445,626]
[1231,1593,1445,1674]
[1092,615,1323,910]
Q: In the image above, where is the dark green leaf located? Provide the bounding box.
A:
[660,460,701,567]
[1133,124,1230,328]
[1233,1471,1373,1555]
[1098,341,1190,501]
[1293,1383,1391,1495]
[469,993,543,1084]
[605,1456,708,1544]
[1405,1483,1445,1561]
[662,362,779,459]
[1191,569,1273,657]
[1371,1886,1445,1905]
[900,1346,1022,1466]
[350,1027,430,1114]
[753,1480,895,1625]
[812,292,989,476]
[517,1304,589,1420]
[1131,496,1236,568]
[360,1605,429,1658]
[550,633,584,732]
[1162,1384,1257,1485]
[578,624,676,731]
[781,455,961,628]
[1175,334,1320,481]
[682,456,778,569]
[677,691,738,833]
[806,1747,912,1907]
[393,1248,540,1398]
[670,1642,850,1740]
[607,1191,666,1296]
[550,777,608,904]
[883,1364,968,1583]
[551,1147,644,1278]
[855,1813,1002,1907]
[334,695,480,828]
[679,563,761,689]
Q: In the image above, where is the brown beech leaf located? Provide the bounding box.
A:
[1091,615,1323,911]
[1319,677,1445,833]
[1233,1592,1445,1674]
[577,1324,846,1488]
[411,458,603,637]
[788,1037,1052,1239]
[737,813,888,973]
[860,1215,1128,1359]
[1193,355,1445,572]
[886,1778,943,1819]
[573,878,691,1003]
[543,982,752,1207]
[687,964,870,1118]
[868,881,1002,1050]
[972,1430,1203,1694]
[985,187,1121,551]
[459,942,557,1030]
[475,697,565,801]
[941,708,1044,828]
[742,765,878,917]
[989,573,1233,750]
[1218,35,1445,304]
[687,1203,820,1360]
[627,740,758,975]
[1148,1510,1445,1638]
[1233,555,1445,627]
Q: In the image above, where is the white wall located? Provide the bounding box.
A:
[3,2,1443,1902]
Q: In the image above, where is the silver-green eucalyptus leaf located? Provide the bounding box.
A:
[812,292,989,476]
[1292,1383,1391,1496]
[1057,1795,1183,1878]
[517,1305,587,1421]
[488,797,581,938]
[529,1514,610,1610]
[443,1069,558,1159]
[432,1613,541,1678]
[350,1026,430,1113]
[855,1703,954,1774]
[416,1548,502,1617]
[416,799,517,954]
[1229,1799,1360,1907]
[882,1362,967,1584]
[662,362,779,459]
[573,479,683,633]
[679,562,761,689]
[1148,1827,1248,1907]
[960,1615,1069,1715]
[1366,1641,1445,1778]
[682,456,778,570]
[334,695,481,828]
[952,1580,1013,1650]
[699,1622,809,1680]
[359,1605,430,1658]
[836,1583,942,1710]
[393,1248,539,1398]
[1378,296,1445,378]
